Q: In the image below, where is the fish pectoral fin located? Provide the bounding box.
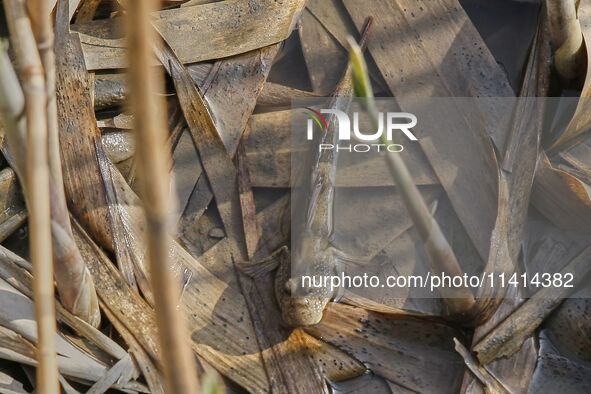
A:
[237,245,290,278]
[329,247,371,303]
[338,291,424,316]
[330,247,372,267]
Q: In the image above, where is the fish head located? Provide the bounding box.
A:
[275,243,334,327]
[278,276,331,326]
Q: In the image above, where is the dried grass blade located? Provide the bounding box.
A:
[0,239,127,367]
[235,142,260,260]
[154,39,248,261]
[0,249,108,383]
[180,45,279,229]
[71,157,269,390]
[460,16,552,392]
[470,10,552,324]
[72,218,163,360]
[86,354,135,394]
[257,82,319,107]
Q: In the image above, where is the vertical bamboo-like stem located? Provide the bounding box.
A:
[29,0,101,328]
[348,38,475,317]
[126,1,200,393]
[2,0,58,392]
[28,0,62,226]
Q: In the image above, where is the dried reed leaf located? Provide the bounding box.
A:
[298,331,365,382]
[306,303,465,393]
[86,354,135,394]
[0,366,28,394]
[527,333,591,392]
[0,263,107,382]
[305,0,389,92]
[55,27,116,251]
[257,82,318,107]
[155,40,249,260]
[473,243,591,364]
[93,69,310,111]
[531,153,591,231]
[0,325,37,363]
[71,174,270,391]
[0,241,133,378]
[299,9,348,95]
[469,12,551,326]
[98,300,165,394]
[171,130,201,220]
[179,44,279,232]
[74,0,305,70]
[54,17,270,391]
[549,2,591,149]
[460,19,551,392]
[235,143,261,259]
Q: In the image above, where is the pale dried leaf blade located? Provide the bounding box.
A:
[75,0,306,70]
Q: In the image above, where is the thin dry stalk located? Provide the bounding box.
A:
[348,39,475,317]
[126,0,200,393]
[75,0,101,23]
[453,339,509,394]
[29,0,101,327]
[2,0,58,392]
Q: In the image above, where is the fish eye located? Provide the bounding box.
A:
[283,281,292,296]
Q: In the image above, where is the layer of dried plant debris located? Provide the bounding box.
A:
[0,0,590,393]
